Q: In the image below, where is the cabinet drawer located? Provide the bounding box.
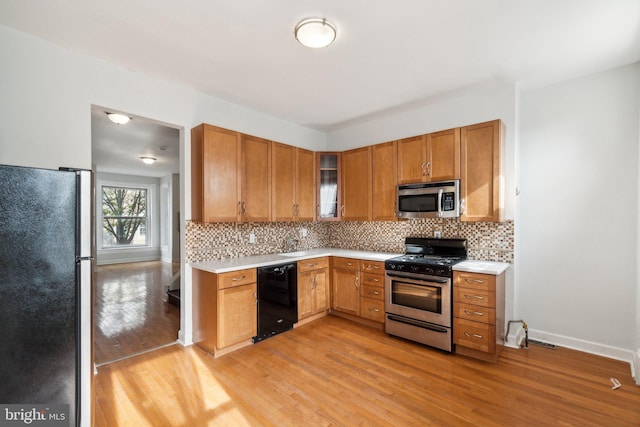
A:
[454,318,495,353]
[454,303,495,325]
[361,284,383,300]
[360,272,384,287]
[453,287,495,308]
[297,257,329,273]
[360,298,384,322]
[333,257,359,271]
[455,272,495,291]
[218,268,257,289]
[360,260,385,273]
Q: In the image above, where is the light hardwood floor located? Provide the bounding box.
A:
[94,315,640,426]
[94,261,180,364]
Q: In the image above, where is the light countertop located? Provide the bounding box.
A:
[453,260,510,275]
[190,248,402,274]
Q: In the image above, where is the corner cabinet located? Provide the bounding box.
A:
[453,270,505,362]
[341,146,372,221]
[191,124,271,222]
[192,268,257,357]
[460,120,503,222]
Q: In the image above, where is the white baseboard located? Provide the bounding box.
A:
[633,350,639,385]
[527,328,636,378]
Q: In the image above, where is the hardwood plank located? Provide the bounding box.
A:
[95,315,640,426]
[94,261,180,364]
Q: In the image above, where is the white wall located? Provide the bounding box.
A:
[0,25,326,174]
[518,63,640,361]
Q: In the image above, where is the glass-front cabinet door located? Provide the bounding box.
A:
[316,152,341,221]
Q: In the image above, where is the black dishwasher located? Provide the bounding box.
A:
[254,262,298,343]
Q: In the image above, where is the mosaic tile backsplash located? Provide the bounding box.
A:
[186,219,514,264]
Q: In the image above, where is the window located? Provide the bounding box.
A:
[101,186,149,247]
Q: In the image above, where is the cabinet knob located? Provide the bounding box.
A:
[232,275,246,281]
[369,308,380,312]
[463,294,484,300]
[369,290,380,295]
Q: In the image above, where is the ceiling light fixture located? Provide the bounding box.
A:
[107,113,131,125]
[140,157,156,165]
[295,18,337,48]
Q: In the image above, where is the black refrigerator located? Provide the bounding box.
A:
[0,164,93,427]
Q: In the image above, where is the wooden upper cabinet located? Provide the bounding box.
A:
[460,120,503,222]
[272,142,316,222]
[428,128,460,181]
[191,124,242,222]
[341,146,372,221]
[397,129,460,184]
[241,134,271,222]
[397,135,427,184]
[371,141,397,221]
[272,142,296,221]
[295,148,316,221]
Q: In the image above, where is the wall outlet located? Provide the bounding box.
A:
[300,228,308,238]
[434,230,442,238]
[249,233,256,244]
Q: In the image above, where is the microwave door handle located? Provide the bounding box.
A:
[437,189,443,218]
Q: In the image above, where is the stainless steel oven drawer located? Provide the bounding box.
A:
[385,314,452,352]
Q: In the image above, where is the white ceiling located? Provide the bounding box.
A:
[91,107,180,178]
[2,1,639,131]
[2,0,640,176]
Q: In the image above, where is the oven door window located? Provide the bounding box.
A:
[391,280,442,314]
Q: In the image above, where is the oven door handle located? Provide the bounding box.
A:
[387,314,449,333]
[385,271,448,284]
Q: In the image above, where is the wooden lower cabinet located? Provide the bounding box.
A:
[297,257,330,321]
[331,257,360,316]
[331,257,385,324]
[192,268,257,357]
[453,270,505,362]
[358,261,385,323]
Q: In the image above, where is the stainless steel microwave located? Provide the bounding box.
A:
[396,180,460,219]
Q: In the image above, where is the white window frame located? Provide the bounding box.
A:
[97,180,156,251]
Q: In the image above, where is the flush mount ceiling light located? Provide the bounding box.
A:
[295,18,337,48]
[106,113,131,125]
[140,157,156,165]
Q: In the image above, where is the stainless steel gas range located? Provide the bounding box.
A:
[384,237,467,352]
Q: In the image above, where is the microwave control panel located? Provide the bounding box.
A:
[442,193,455,211]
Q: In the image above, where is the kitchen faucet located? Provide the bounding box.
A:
[283,236,299,252]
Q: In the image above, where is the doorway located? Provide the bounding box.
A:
[91,106,182,364]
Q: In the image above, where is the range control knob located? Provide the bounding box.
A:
[425,267,434,275]
[435,268,446,276]
[410,265,420,273]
